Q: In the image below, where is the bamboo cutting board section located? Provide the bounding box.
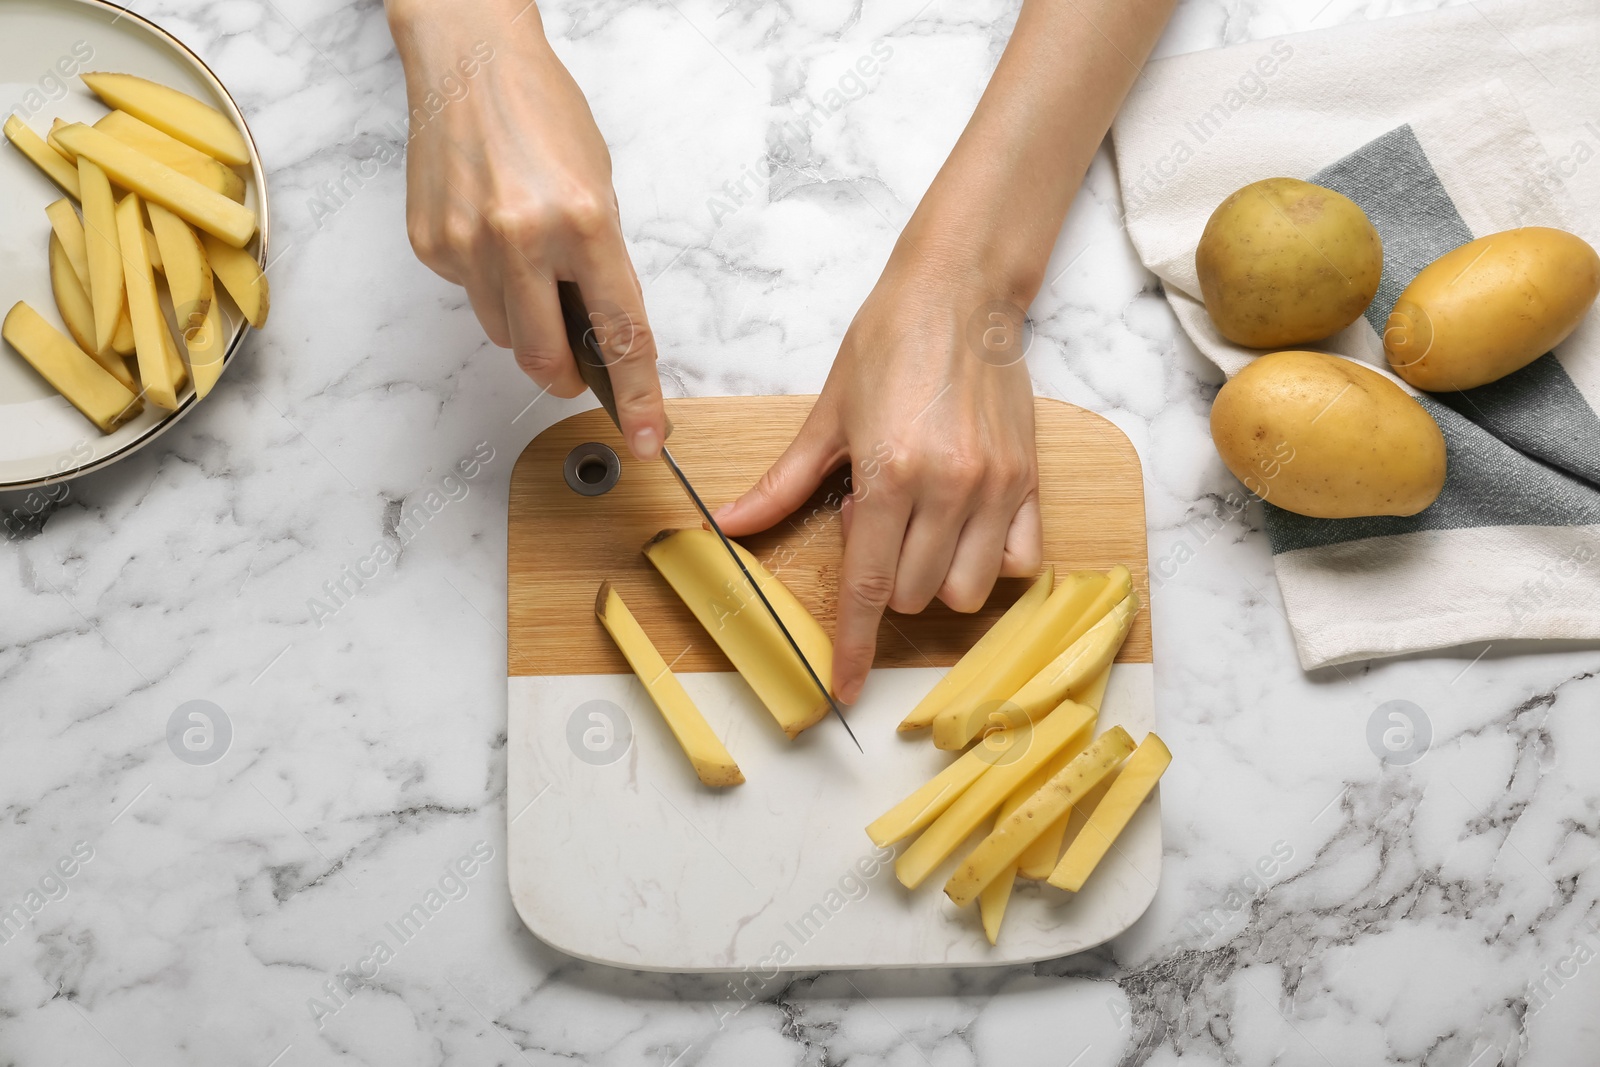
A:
[508,395,1150,677]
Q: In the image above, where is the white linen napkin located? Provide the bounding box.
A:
[1109,0,1600,669]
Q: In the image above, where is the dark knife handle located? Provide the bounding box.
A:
[558,281,621,430]
[558,281,673,442]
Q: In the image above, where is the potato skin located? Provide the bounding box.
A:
[1196,178,1383,348]
[1385,227,1600,391]
[1210,351,1446,518]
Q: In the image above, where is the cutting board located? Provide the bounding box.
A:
[507,396,1159,971]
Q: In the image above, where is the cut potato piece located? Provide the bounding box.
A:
[49,234,137,392]
[45,199,142,355]
[934,566,1132,751]
[895,700,1095,889]
[78,158,123,355]
[1007,593,1138,722]
[49,233,97,355]
[95,110,246,201]
[596,582,744,788]
[866,715,1046,848]
[932,569,1118,750]
[110,305,136,357]
[978,823,1014,946]
[54,123,257,248]
[200,231,268,328]
[161,310,189,395]
[1049,734,1170,892]
[3,115,79,197]
[81,72,251,166]
[1014,665,1111,879]
[643,528,834,738]
[48,118,77,163]
[944,727,1134,907]
[46,199,91,291]
[899,566,1053,732]
[146,202,213,337]
[186,294,227,399]
[2,302,141,433]
[115,193,180,409]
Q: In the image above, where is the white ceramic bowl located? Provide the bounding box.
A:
[0,0,268,489]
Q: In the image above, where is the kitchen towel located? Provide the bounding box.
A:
[1110,0,1600,669]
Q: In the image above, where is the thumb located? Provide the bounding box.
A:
[715,406,845,537]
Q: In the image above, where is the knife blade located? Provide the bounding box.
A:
[557,282,860,752]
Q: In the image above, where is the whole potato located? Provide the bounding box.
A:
[1196,178,1383,348]
[1385,227,1600,391]
[1210,351,1446,518]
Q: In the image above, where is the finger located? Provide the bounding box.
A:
[889,498,971,614]
[504,263,585,398]
[574,238,667,460]
[462,262,511,349]
[714,403,847,537]
[937,504,1014,614]
[1000,490,1043,578]
[833,478,912,704]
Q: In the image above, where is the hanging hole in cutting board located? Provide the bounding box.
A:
[563,442,621,496]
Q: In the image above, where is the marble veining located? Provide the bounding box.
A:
[2,0,1597,1063]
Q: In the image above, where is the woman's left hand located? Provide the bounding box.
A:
[714,250,1042,705]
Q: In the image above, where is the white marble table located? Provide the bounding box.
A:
[3,0,1597,1063]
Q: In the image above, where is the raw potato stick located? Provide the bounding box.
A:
[595,582,743,788]
[2,302,141,433]
[54,123,257,247]
[200,231,269,328]
[1049,733,1171,892]
[3,115,80,197]
[1015,665,1112,878]
[895,700,1095,889]
[115,192,180,409]
[185,296,227,399]
[1006,593,1138,722]
[95,110,247,201]
[48,234,137,391]
[933,567,1131,750]
[81,72,251,166]
[944,727,1135,907]
[866,709,1051,848]
[977,816,1015,945]
[145,201,214,338]
[899,566,1053,732]
[643,528,834,739]
[78,157,124,355]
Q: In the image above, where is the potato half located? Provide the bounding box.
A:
[1197,178,1383,348]
[1210,351,1446,518]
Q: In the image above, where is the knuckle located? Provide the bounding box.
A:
[888,583,931,615]
[563,193,614,239]
[441,213,480,256]
[938,448,986,493]
[872,449,916,492]
[405,217,436,263]
[940,579,989,614]
[846,570,896,611]
[597,312,653,363]
[512,346,568,382]
[486,202,553,249]
[1008,542,1045,577]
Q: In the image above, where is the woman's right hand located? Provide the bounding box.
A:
[385,0,668,459]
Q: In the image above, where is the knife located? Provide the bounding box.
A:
[558,282,861,752]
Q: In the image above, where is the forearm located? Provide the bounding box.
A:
[902,0,1176,299]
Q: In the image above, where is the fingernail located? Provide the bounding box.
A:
[631,426,661,460]
[712,502,735,522]
[837,679,860,705]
